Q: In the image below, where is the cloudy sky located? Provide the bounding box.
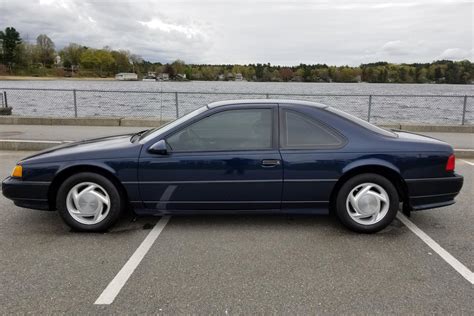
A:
[1,0,473,65]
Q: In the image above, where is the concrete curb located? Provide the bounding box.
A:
[0,139,71,151]
[0,116,472,132]
[453,149,474,159]
[120,117,167,127]
[1,139,473,158]
[0,116,167,127]
[379,124,474,133]
[399,124,474,133]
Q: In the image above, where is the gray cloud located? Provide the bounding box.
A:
[1,0,472,65]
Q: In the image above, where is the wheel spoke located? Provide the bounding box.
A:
[90,191,110,206]
[352,212,371,219]
[80,184,97,196]
[367,190,387,203]
[70,187,81,212]
[348,194,361,213]
[370,212,380,224]
[93,204,104,222]
[354,185,372,202]
[349,194,363,217]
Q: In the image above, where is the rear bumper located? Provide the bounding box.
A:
[2,177,51,211]
[406,174,464,211]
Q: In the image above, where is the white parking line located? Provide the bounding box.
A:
[460,159,474,166]
[94,216,171,305]
[396,212,473,285]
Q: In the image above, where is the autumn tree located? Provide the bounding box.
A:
[36,34,55,67]
[279,67,294,81]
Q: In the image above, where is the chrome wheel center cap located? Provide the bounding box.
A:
[78,193,99,214]
[358,194,379,215]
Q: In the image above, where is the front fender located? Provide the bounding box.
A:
[54,160,118,178]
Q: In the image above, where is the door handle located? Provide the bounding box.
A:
[261,159,281,167]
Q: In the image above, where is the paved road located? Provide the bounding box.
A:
[0,124,473,149]
[0,151,473,314]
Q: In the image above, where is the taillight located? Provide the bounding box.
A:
[446,154,455,172]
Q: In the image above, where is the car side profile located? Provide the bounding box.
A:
[2,99,464,233]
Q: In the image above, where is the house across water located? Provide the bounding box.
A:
[115,73,138,81]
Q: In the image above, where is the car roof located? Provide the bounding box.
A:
[207,99,328,109]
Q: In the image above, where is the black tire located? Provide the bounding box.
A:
[56,172,124,232]
[335,173,399,233]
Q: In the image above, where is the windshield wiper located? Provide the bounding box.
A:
[130,129,150,142]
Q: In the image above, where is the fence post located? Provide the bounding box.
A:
[73,89,78,118]
[175,92,179,118]
[3,91,8,108]
[266,93,269,99]
[367,95,372,122]
[461,95,467,125]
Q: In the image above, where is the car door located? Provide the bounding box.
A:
[138,104,283,212]
[278,105,347,213]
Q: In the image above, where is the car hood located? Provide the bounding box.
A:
[20,134,142,164]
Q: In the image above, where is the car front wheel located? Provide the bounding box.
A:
[335,173,399,233]
[56,172,123,232]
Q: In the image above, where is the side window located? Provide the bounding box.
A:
[167,108,273,151]
[281,110,344,148]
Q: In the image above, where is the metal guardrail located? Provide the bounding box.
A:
[0,87,473,125]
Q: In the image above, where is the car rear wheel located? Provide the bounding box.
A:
[56,172,123,232]
[335,173,399,233]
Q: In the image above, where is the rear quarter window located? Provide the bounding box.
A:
[326,107,397,138]
[280,109,345,149]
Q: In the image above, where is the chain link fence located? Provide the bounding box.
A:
[0,87,472,125]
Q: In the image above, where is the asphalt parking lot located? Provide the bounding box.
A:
[0,151,472,314]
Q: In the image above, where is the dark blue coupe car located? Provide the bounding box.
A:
[2,100,464,233]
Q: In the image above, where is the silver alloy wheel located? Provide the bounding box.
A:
[66,182,111,225]
[345,182,390,225]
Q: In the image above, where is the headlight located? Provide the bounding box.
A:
[11,165,23,178]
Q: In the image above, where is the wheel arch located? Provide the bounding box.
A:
[329,162,409,213]
[48,163,129,211]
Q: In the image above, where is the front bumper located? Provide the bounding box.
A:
[2,177,51,211]
[406,174,464,211]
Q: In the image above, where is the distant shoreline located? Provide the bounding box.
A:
[0,76,115,81]
[0,75,472,85]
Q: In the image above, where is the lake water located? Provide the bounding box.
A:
[0,80,473,124]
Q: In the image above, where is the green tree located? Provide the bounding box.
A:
[60,43,85,70]
[0,27,22,72]
[172,59,186,75]
[110,50,131,73]
[16,42,36,69]
[80,48,114,76]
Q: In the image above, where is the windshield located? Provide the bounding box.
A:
[139,106,208,142]
[326,107,397,138]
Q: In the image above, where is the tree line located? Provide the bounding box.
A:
[1,27,472,84]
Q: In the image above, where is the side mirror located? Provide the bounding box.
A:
[148,139,169,155]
